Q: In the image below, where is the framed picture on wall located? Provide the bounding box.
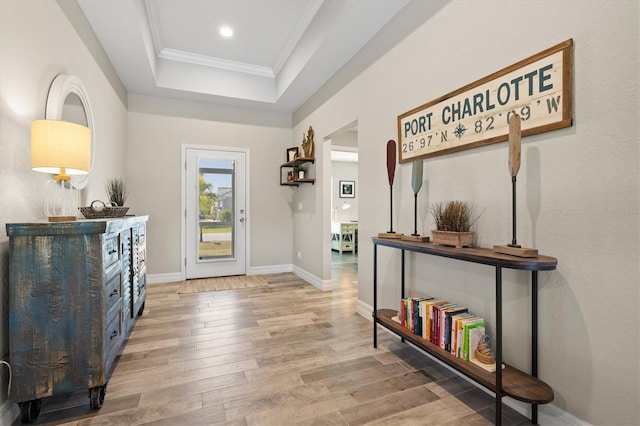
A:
[339,180,355,198]
[286,147,299,162]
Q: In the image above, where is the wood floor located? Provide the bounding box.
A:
[19,254,533,425]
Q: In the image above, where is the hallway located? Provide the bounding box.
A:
[331,250,358,290]
[20,255,531,425]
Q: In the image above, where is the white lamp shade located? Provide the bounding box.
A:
[31,120,90,175]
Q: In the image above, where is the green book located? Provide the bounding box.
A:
[463,319,484,361]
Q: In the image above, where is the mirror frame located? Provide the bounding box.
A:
[45,73,95,189]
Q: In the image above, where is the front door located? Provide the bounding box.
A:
[184,146,247,278]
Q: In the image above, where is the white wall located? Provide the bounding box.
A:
[293,1,639,424]
[0,1,128,420]
[126,94,294,276]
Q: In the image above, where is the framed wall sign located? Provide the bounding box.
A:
[339,181,355,198]
[397,39,573,163]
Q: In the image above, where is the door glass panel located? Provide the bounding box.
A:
[197,157,235,261]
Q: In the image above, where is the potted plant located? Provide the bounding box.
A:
[105,177,129,206]
[293,165,306,179]
[430,200,480,248]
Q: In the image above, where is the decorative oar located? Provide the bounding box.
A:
[402,160,429,242]
[379,140,403,239]
[508,114,522,248]
[494,114,538,257]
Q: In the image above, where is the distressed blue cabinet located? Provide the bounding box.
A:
[6,216,148,422]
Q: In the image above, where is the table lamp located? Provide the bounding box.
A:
[31,120,90,221]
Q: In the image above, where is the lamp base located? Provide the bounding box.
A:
[44,179,79,221]
[48,216,77,222]
[493,244,538,257]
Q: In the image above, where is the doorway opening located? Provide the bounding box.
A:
[182,145,249,279]
[327,123,358,287]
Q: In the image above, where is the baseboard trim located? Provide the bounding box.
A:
[356,298,372,319]
[248,264,293,275]
[355,299,588,426]
[147,264,294,285]
[146,272,182,284]
[1,399,18,426]
[537,403,590,425]
[292,265,332,291]
[147,266,330,290]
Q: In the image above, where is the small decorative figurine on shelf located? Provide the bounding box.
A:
[300,133,306,158]
[475,334,496,364]
[302,125,314,158]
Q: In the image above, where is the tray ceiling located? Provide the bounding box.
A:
[77,0,411,112]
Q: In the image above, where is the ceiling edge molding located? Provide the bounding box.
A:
[158,48,275,78]
[127,93,292,129]
[57,0,127,107]
[144,0,164,56]
[136,0,160,82]
[272,0,324,75]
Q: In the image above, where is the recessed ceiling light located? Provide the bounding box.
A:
[220,26,233,38]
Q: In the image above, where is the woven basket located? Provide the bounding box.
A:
[80,200,129,219]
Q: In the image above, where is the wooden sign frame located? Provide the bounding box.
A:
[397,39,573,163]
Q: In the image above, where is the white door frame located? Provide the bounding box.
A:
[180,144,251,280]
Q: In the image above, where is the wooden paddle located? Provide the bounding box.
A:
[508,114,521,247]
[411,159,423,195]
[493,113,537,256]
[386,140,396,186]
[411,160,423,236]
[386,140,396,233]
[378,140,404,238]
[509,114,521,178]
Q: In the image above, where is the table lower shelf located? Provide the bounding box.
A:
[375,309,554,404]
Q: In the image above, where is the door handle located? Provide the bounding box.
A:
[239,218,245,223]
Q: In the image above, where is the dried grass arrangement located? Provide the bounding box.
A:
[431,200,480,232]
[105,178,128,207]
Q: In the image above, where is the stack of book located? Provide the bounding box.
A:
[398,297,494,371]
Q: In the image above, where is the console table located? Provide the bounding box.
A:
[372,237,557,425]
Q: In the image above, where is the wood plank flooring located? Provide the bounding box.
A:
[18,255,534,425]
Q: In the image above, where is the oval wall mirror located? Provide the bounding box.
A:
[45,74,95,189]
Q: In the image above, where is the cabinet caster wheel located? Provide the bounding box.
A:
[89,385,106,409]
[137,302,145,317]
[18,399,41,424]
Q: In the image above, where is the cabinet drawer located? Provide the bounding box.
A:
[136,273,147,298]
[103,236,120,269]
[138,225,146,245]
[104,307,121,355]
[138,247,146,274]
[104,273,121,313]
[342,224,357,233]
[341,243,354,251]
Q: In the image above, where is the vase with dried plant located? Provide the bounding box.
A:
[105,178,128,207]
[430,200,481,248]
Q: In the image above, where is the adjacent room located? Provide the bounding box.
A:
[0,1,638,425]
[330,126,359,285]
